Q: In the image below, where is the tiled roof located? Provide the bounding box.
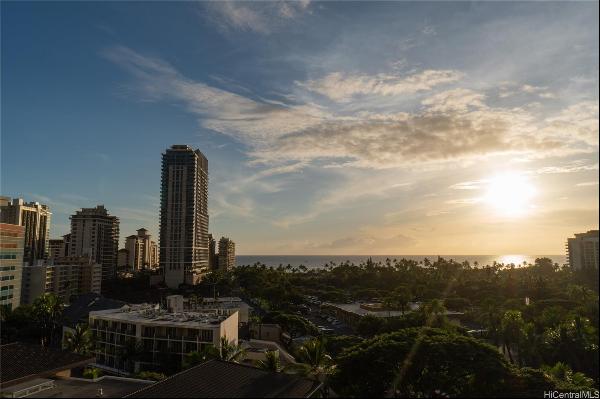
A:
[125,360,321,398]
[0,342,95,387]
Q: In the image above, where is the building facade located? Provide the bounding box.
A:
[69,205,119,282]
[208,234,217,270]
[160,145,209,288]
[567,230,599,270]
[48,238,64,260]
[0,197,51,265]
[88,304,238,373]
[125,228,158,270]
[21,257,102,304]
[0,223,25,310]
[218,237,235,271]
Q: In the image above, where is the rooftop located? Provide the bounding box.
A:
[125,360,321,398]
[63,293,126,328]
[25,377,151,398]
[90,304,235,328]
[0,343,94,388]
[325,302,464,318]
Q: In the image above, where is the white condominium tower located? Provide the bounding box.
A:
[160,145,209,288]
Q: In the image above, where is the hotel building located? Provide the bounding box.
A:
[88,303,238,373]
[160,145,209,288]
[0,223,25,310]
[218,237,235,271]
[69,205,119,282]
[125,228,159,270]
[21,257,102,304]
[0,197,51,265]
[567,230,599,270]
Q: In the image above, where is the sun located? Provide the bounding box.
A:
[484,172,536,217]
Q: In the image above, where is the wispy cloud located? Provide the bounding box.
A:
[104,46,598,172]
[576,181,599,187]
[202,1,311,34]
[297,70,463,103]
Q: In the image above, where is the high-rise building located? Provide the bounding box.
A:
[69,205,119,282]
[117,248,129,269]
[0,223,25,310]
[160,145,209,288]
[125,228,159,270]
[567,230,599,270]
[209,234,217,270]
[0,197,51,265]
[48,238,64,260]
[21,257,102,305]
[218,237,235,271]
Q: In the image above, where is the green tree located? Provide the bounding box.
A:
[32,293,64,346]
[256,350,282,372]
[64,324,93,355]
[501,310,525,364]
[331,328,514,397]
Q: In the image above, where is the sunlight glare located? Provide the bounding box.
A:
[484,172,536,217]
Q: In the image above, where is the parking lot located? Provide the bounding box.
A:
[303,296,354,336]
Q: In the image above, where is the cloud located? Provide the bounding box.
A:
[203,1,311,34]
[544,101,599,145]
[297,70,463,102]
[449,180,485,190]
[536,161,599,174]
[104,46,598,176]
[576,181,599,187]
[317,233,416,250]
[421,88,485,113]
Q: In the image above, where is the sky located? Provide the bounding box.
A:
[1,1,598,255]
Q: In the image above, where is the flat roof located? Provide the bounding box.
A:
[26,377,151,398]
[325,302,464,317]
[89,305,236,328]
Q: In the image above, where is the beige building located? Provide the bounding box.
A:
[218,237,235,271]
[69,205,119,282]
[88,303,238,373]
[567,230,599,270]
[0,197,51,265]
[0,223,25,310]
[160,145,209,288]
[125,228,158,270]
[21,257,102,304]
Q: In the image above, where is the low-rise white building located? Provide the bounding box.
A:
[88,304,238,373]
[186,296,251,325]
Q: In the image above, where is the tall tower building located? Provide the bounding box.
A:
[125,228,158,270]
[0,197,51,265]
[69,205,120,282]
[0,223,25,310]
[209,234,217,270]
[567,230,599,270]
[160,145,209,288]
[218,237,235,271]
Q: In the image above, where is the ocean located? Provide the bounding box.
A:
[235,255,567,269]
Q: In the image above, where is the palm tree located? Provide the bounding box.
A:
[183,345,214,369]
[33,293,64,346]
[256,350,281,372]
[64,324,93,355]
[287,338,334,397]
[501,310,525,364]
[218,336,246,362]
